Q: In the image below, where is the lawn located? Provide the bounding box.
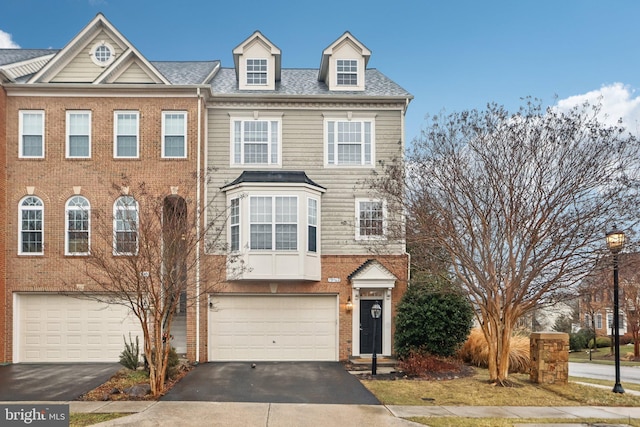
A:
[570,347,640,366]
[361,367,640,426]
[362,369,640,407]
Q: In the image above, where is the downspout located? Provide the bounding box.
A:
[195,87,202,363]
[402,97,410,286]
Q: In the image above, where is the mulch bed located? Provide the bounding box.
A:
[77,362,193,401]
[345,357,476,381]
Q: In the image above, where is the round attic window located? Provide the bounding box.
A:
[90,42,115,67]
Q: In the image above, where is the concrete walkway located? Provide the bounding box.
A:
[5,401,637,426]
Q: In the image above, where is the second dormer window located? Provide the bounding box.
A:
[247,59,267,85]
[337,59,358,86]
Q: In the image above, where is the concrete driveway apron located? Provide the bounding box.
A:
[161,362,380,404]
[0,363,121,401]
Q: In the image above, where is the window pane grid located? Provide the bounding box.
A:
[230,199,240,251]
[20,196,43,254]
[233,120,279,165]
[328,120,373,165]
[163,113,186,157]
[337,60,357,85]
[114,196,138,254]
[359,201,384,237]
[67,196,89,254]
[247,59,267,85]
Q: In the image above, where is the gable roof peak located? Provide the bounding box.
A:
[28,13,169,84]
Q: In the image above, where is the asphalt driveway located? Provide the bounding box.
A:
[0,363,121,401]
[161,362,380,404]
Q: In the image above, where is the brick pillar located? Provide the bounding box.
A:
[529,332,569,385]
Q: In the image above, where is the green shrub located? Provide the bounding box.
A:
[569,329,591,351]
[394,277,474,359]
[119,333,140,370]
[145,346,180,379]
[588,336,612,348]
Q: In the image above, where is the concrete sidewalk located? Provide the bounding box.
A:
[11,401,639,426]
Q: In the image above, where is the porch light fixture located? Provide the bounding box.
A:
[371,302,382,375]
[606,227,625,394]
[346,296,353,312]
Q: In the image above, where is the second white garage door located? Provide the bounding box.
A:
[208,294,338,361]
[15,293,143,363]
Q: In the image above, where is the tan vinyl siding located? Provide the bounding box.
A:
[206,103,405,256]
[52,32,124,83]
[114,62,156,83]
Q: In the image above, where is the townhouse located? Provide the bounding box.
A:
[0,14,412,364]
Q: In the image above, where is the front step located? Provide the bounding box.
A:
[348,356,398,367]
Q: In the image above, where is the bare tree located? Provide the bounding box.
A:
[370,100,640,384]
[64,177,239,397]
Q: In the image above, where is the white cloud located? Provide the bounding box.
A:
[0,29,20,48]
[556,83,640,134]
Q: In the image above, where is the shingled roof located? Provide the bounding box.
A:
[210,68,412,98]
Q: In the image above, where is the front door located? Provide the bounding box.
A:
[359,300,382,354]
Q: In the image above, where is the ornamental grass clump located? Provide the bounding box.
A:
[457,328,530,374]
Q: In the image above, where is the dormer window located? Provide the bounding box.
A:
[247,59,267,85]
[337,60,358,86]
[318,32,370,92]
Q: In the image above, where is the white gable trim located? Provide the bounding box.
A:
[94,49,167,84]
[0,54,55,82]
[318,31,371,88]
[232,31,281,89]
[27,13,169,85]
[349,260,396,289]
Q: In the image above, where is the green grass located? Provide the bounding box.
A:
[569,347,640,366]
[70,413,128,427]
[408,417,640,427]
[569,375,640,393]
[361,368,640,407]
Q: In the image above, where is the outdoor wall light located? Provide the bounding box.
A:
[346,296,353,312]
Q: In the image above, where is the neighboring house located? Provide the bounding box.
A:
[0,14,214,363]
[0,14,412,364]
[578,252,640,338]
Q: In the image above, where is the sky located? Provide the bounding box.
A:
[2,0,640,141]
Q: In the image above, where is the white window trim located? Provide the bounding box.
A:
[113,196,139,256]
[90,41,116,67]
[162,111,188,158]
[336,59,358,86]
[65,196,91,256]
[249,195,299,251]
[307,197,319,253]
[229,197,240,252]
[66,110,91,159]
[114,111,140,159]
[19,110,45,159]
[323,116,375,167]
[18,195,44,255]
[229,114,282,167]
[246,58,268,86]
[355,198,387,241]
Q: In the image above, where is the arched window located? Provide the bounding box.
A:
[19,196,43,254]
[113,196,138,255]
[66,196,90,255]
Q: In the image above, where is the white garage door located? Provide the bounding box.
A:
[208,295,337,361]
[15,294,143,363]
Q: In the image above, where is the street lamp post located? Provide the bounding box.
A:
[370,302,382,376]
[606,228,625,394]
